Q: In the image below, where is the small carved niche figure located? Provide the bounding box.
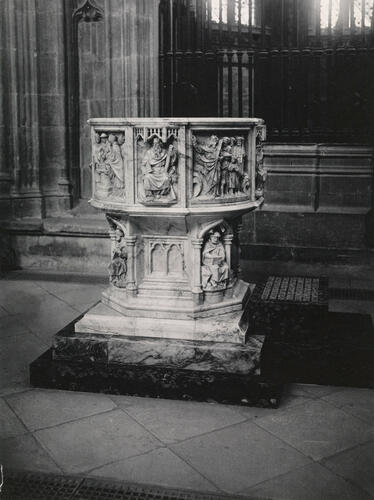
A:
[201,230,230,291]
[107,217,127,288]
[141,136,177,202]
[229,136,246,195]
[255,131,267,199]
[219,137,232,196]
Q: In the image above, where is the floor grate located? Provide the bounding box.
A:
[329,288,374,301]
[1,471,82,500]
[1,472,252,500]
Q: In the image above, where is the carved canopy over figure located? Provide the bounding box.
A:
[141,137,177,201]
[107,216,127,288]
[201,230,230,290]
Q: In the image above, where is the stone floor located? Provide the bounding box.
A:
[0,262,374,499]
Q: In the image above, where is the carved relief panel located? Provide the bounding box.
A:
[135,127,179,205]
[192,132,250,203]
[89,119,266,211]
[93,131,126,200]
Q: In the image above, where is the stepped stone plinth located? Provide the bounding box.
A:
[30,118,282,406]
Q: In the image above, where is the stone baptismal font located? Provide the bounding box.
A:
[31,118,282,406]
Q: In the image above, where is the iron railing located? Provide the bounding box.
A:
[160,0,374,142]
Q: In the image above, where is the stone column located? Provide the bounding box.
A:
[76,0,160,200]
[98,0,160,118]
[124,237,137,297]
[0,0,73,219]
[191,238,203,303]
[234,220,243,279]
[37,0,71,215]
[0,0,12,219]
[5,0,43,218]
[223,234,234,272]
[122,0,160,117]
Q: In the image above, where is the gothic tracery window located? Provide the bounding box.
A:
[211,0,256,26]
[320,0,373,30]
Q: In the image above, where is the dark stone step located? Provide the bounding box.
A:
[30,347,282,408]
[261,311,374,388]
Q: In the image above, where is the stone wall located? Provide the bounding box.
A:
[2,143,373,273]
[0,0,159,219]
[241,144,374,261]
[0,0,373,272]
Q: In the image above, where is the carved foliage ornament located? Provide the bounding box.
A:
[94,131,125,200]
[73,0,103,22]
[192,135,249,200]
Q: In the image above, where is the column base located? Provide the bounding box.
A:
[74,301,248,343]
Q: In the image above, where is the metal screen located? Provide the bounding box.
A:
[159,0,374,142]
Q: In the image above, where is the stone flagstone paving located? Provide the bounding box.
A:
[0,265,374,499]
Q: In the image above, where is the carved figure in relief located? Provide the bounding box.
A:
[201,231,229,291]
[255,131,267,199]
[192,135,247,199]
[192,135,222,198]
[229,136,245,195]
[141,137,177,201]
[107,217,127,288]
[219,137,232,196]
[94,132,125,199]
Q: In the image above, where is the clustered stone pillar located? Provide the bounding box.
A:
[0,0,72,219]
[1,0,43,219]
[0,0,160,220]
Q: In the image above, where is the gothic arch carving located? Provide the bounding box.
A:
[73,0,103,23]
[198,219,233,240]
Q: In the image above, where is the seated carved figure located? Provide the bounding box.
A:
[142,137,176,200]
[201,231,230,290]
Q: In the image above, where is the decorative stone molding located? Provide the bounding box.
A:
[262,143,373,213]
[143,236,186,281]
[73,0,103,23]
